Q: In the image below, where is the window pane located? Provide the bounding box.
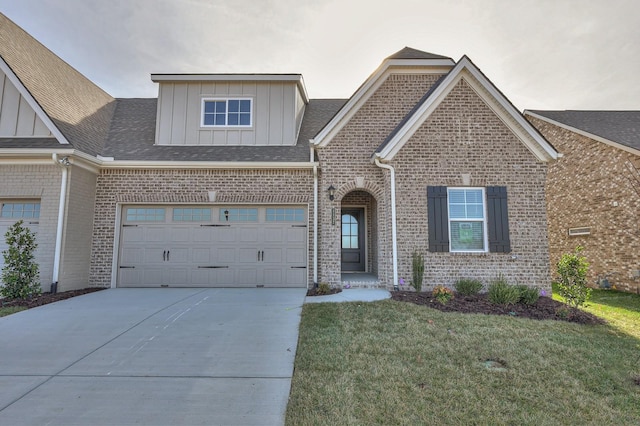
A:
[239,100,251,112]
[465,190,483,204]
[228,100,239,112]
[1,202,41,219]
[126,208,165,222]
[466,204,484,219]
[204,102,215,113]
[342,236,351,248]
[450,221,484,251]
[220,208,258,222]
[239,113,250,125]
[204,114,214,125]
[214,114,226,125]
[449,205,466,219]
[448,190,465,204]
[228,114,238,125]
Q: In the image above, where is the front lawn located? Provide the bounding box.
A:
[287,299,640,425]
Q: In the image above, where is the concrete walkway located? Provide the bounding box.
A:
[304,288,391,304]
[0,288,306,426]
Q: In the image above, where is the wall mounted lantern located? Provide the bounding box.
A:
[328,185,336,201]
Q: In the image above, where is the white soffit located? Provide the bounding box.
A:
[311,58,456,148]
[0,57,69,145]
[377,56,558,162]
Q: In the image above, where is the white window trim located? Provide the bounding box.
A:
[447,187,489,253]
[201,98,253,128]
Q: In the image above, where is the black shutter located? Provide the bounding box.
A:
[427,186,449,252]
[487,186,511,253]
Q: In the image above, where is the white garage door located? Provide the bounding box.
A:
[0,202,40,274]
[117,205,308,288]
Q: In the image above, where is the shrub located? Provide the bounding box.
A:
[487,275,520,305]
[555,246,591,308]
[516,285,540,305]
[411,251,424,292]
[317,282,331,295]
[454,278,483,296]
[1,220,41,300]
[432,285,454,305]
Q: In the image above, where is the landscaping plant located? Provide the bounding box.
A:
[411,250,424,292]
[516,285,540,305]
[487,274,520,305]
[1,220,41,300]
[555,246,591,308]
[454,278,483,296]
[432,285,454,304]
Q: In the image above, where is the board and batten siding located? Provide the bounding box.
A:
[155,81,303,146]
[0,69,52,137]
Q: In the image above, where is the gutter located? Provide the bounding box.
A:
[51,153,71,293]
[313,163,318,287]
[374,157,399,291]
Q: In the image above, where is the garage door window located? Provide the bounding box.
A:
[1,202,40,219]
[126,208,165,222]
[266,208,304,222]
[173,208,211,222]
[220,208,258,222]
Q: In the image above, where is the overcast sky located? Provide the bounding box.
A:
[1,0,639,111]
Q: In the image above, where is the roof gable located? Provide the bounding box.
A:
[375,56,558,162]
[524,110,640,155]
[311,48,455,148]
[0,13,115,156]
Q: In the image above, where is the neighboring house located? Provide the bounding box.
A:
[0,13,557,293]
[525,110,640,293]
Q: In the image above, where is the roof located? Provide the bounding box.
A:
[0,13,115,156]
[386,47,453,61]
[102,98,345,162]
[525,110,640,152]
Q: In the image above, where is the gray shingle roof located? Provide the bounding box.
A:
[528,110,640,151]
[386,47,452,61]
[103,98,346,162]
[0,13,115,156]
[0,138,66,149]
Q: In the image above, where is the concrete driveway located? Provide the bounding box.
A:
[0,288,306,425]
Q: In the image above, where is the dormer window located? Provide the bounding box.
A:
[202,98,252,127]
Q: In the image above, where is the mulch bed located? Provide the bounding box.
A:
[306,287,343,297]
[391,291,605,325]
[1,288,104,309]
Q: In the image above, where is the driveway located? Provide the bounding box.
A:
[0,288,306,425]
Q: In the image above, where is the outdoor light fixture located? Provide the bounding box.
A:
[328,185,336,201]
[59,156,71,166]
[224,209,229,221]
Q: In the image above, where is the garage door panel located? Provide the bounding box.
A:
[118,205,307,288]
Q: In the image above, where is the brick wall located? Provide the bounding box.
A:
[318,73,444,287]
[392,79,551,291]
[90,168,314,287]
[0,163,61,290]
[528,116,640,293]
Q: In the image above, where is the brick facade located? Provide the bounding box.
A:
[89,168,314,287]
[528,116,640,293]
[393,80,551,291]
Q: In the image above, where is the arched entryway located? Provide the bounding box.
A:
[340,190,378,285]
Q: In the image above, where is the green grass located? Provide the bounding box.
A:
[286,300,640,425]
[552,283,640,339]
[0,306,26,317]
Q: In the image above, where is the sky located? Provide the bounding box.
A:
[1,0,639,111]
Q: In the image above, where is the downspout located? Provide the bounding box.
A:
[51,153,70,293]
[313,163,319,288]
[374,157,399,291]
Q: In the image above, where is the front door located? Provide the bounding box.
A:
[341,208,365,272]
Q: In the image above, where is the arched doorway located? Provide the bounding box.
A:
[340,190,378,277]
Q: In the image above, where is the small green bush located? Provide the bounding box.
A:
[487,275,520,305]
[516,285,540,305]
[432,285,454,305]
[554,246,591,308]
[411,251,424,292]
[1,220,41,300]
[454,278,483,296]
[317,282,331,295]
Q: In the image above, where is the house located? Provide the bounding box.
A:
[0,13,557,293]
[525,110,640,293]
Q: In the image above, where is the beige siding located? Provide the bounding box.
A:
[155,81,300,146]
[0,69,52,137]
[59,166,97,291]
[0,164,61,291]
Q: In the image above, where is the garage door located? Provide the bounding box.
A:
[117,205,308,288]
[0,201,40,273]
